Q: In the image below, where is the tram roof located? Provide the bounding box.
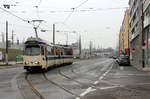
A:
[25,37,72,49]
[25,37,53,46]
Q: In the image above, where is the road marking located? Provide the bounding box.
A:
[99,86,120,90]
[120,67,124,70]
[115,73,149,76]
[97,63,113,82]
[75,62,114,99]
[80,87,96,97]
[94,81,99,85]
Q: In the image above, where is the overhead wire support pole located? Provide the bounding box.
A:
[53,24,55,45]
[5,21,8,65]
[11,30,15,45]
[141,1,145,68]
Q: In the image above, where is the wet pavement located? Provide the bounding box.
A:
[0,58,150,99]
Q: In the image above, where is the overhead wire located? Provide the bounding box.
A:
[63,8,75,23]
[5,7,128,14]
[34,0,43,19]
[0,6,46,37]
[37,0,42,7]
[0,6,30,23]
[63,0,89,23]
[75,0,89,9]
[0,21,32,28]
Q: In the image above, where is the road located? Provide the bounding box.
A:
[0,58,150,99]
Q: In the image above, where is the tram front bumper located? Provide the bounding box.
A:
[24,66,42,70]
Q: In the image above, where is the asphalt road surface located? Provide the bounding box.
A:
[0,58,150,99]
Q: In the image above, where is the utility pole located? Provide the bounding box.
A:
[17,37,19,45]
[5,21,8,65]
[79,35,82,58]
[89,41,92,57]
[141,1,145,68]
[66,33,68,45]
[11,30,15,45]
[53,24,55,45]
[2,32,4,43]
[1,32,5,43]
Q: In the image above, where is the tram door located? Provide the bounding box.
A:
[44,46,48,68]
[60,48,64,65]
[41,46,47,69]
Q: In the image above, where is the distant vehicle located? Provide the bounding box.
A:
[117,55,130,66]
[0,51,4,62]
[112,56,117,59]
[23,37,73,72]
[108,55,117,59]
[0,51,3,61]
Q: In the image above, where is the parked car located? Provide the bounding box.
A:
[117,55,130,66]
[112,56,117,59]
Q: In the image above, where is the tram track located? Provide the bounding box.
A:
[22,59,114,99]
[58,62,120,91]
[58,69,95,87]
[70,60,114,81]
[58,69,108,91]
[59,61,115,85]
[25,73,45,99]
[42,73,82,99]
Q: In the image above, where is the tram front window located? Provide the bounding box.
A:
[25,45,40,56]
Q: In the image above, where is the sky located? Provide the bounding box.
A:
[0,0,129,49]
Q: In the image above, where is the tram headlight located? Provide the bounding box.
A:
[34,61,40,64]
[24,61,29,65]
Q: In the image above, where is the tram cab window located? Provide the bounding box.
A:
[25,45,40,56]
[41,46,44,55]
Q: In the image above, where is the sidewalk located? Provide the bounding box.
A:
[0,61,23,69]
[143,67,150,72]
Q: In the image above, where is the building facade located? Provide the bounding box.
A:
[119,9,130,56]
[129,0,143,69]
[143,0,150,68]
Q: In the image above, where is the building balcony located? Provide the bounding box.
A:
[130,32,139,42]
[143,0,150,11]
[144,17,150,28]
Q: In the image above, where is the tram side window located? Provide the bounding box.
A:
[64,48,73,55]
[41,46,44,55]
[47,46,52,55]
[51,48,56,55]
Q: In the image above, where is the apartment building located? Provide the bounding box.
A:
[143,0,150,68]
[119,9,129,56]
[129,0,143,69]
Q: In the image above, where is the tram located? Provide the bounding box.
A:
[23,37,73,72]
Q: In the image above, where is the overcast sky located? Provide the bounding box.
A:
[0,0,129,49]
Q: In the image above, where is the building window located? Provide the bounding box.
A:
[132,28,135,34]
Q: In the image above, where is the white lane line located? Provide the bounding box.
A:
[75,63,114,99]
[97,63,113,81]
[80,87,96,97]
[94,81,99,85]
[99,86,120,90]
